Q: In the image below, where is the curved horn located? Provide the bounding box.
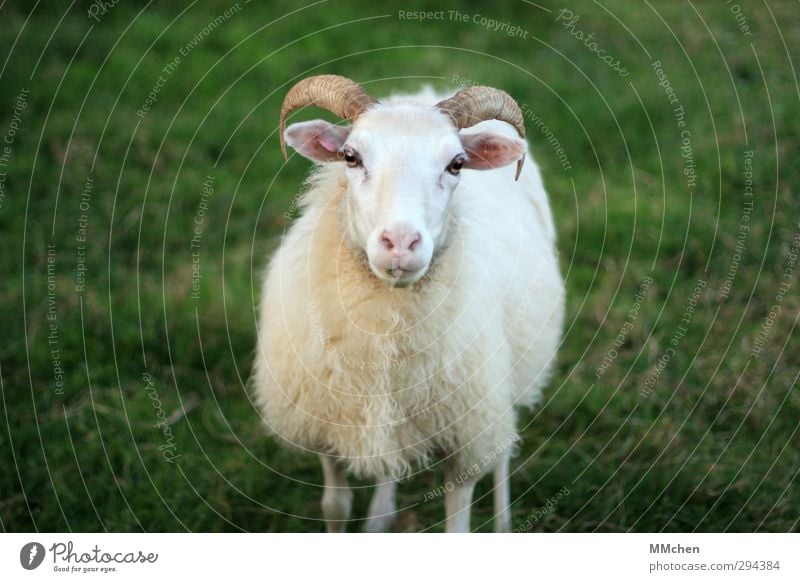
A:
[435,86,527,180]
[279,75,378,160]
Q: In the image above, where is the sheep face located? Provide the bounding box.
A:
[285,107,526,287]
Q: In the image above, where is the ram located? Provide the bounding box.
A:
[253,75,564,532]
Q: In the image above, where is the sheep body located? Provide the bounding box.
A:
[253,90,564,481]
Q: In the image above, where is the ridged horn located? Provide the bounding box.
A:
[279,75,378,159]
[435,86,527,180]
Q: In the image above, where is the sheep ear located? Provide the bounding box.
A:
[459,131,526,170]
[284,120,350,162]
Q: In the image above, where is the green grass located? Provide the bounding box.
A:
[1,0,798,532]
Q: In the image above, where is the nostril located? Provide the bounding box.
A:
[380,231,395,250]
[380,228,422,254]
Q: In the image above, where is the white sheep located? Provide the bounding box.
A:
[252,75,564,533]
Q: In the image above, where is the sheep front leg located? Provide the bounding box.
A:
[363,479,397,533]
[319,455,352,533]
[444,471,476,533]
[493,450,511,533]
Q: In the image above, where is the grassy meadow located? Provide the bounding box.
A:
[0,0,798,532]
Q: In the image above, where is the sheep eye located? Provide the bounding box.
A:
[447,156,465,175]
[339,147,361,168]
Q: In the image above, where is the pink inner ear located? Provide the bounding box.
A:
[317,132,341,153]
[285,121,350,162]
[461,132,525,170]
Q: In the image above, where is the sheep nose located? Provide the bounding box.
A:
[380,228,422,255]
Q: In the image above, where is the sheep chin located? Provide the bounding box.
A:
[387,276,416,289]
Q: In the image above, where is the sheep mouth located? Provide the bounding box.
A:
[360,250,431,288]
[385,266,405,278]
[384,266,423,288]
[366,262,427,288]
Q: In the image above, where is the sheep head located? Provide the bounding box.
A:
[280,75,527,287]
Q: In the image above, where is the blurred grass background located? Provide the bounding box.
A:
[0,0,798,532]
